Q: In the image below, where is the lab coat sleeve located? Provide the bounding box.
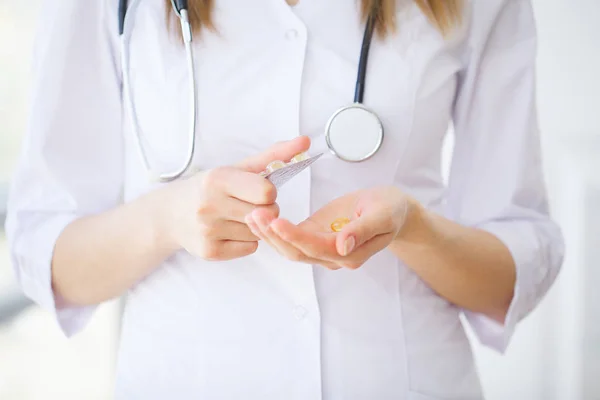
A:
[5,0,123,337]
[446,0,564,353]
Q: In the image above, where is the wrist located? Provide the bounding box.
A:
[393,199,437,248]
[141,185,182,255]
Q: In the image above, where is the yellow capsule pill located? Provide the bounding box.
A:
[266,160,286,173]
[331,217,351,232]
[291,152,308,163]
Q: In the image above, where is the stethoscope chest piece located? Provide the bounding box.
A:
[325,103,384,162]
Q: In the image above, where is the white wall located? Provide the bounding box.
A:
[535,0,600,139]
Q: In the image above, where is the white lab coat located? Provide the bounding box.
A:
[6,0,564,399]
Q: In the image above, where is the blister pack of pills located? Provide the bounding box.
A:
[261,152,323,189]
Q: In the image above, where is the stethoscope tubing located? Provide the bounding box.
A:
[354,9,377,104]
[121,0,197,182]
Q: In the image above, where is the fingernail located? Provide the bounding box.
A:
[342,236,355,256]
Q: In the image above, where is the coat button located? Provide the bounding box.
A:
[285,29,299,40]
[293,305,307,320]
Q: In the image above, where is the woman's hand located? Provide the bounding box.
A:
[160,136,311,261]
[247,186,419,269]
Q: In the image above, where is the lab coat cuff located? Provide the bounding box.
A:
[13,214,96,337]
[462,220,541,353]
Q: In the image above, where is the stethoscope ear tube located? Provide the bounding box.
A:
[118,0,128,36]
[354,9,377,104]
[170,0,189,16]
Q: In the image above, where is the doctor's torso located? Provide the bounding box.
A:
[115,0,482,399]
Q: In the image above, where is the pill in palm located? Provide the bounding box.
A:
[331,217,351,232]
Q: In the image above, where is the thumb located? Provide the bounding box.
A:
[335,213,388,257]
[236,136,311,173]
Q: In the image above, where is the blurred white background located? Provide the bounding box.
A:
[0,0,598,399]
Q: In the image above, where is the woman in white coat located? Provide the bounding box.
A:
[6,0,564,398]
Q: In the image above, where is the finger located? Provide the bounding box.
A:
[246,216,264,240]
[250,209,303,259]
[336,233,395,269]
[236,136,311,173]
[269,218,339,262]
[266,224,340,270]
[336,212,396,256]
[205,240,259,261]
[271,222,340,270]
[245,211,279,247]
[249,212,339,269]
[259,219,305,261]
[204,168,277,205]
[210,221,258,241]
[218,198,279,224]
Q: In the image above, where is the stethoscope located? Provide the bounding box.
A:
[118,0,383,182]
